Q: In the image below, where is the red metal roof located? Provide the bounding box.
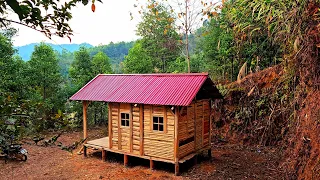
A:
[70,73,213,106]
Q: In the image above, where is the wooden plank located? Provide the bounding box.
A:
[108,103,113,149]
[140,104,144,156]
[130,104,133,153]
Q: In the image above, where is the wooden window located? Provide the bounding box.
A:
[121,113,130,127]
[153,116,164,131]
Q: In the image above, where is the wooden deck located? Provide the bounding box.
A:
[83,136,211,175]
[85,137,109,149]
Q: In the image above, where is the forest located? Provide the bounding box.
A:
[0,0,319,179]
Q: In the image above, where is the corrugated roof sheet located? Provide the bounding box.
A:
[70,73,215,106]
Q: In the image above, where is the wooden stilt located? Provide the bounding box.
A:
[102,150,106,161]
[83,146,87,157]
[124,154,128,167]
[150,159,154,170]
[174,163,179,176]
[208,149,212,158]
[194,154,198,165]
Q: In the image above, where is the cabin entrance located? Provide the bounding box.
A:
[118,103,142,154]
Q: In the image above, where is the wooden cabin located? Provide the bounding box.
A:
[70,73,222,175]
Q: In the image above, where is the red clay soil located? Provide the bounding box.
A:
[0,128,284,180]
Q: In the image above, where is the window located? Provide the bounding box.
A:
[153,116,164,131]
[121,113,130,127]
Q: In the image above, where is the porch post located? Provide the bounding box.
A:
[83,100,88,139]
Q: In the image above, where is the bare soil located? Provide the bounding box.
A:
[0,128,284,180]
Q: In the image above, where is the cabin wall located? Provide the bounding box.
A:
[109,103,175,161]
[178,99,211,159]
[143,105,175,160]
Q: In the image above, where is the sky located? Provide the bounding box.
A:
[11,0,143,47]
[10,0,219,47]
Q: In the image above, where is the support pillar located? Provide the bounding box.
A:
[124,154,128,167]
[83,146,87,157]
[194,154,198,165]
[150,159,154,170]
[208,149,212,159]
[83,101,88,140]
[102,150,106,161]
[175,163,179,176]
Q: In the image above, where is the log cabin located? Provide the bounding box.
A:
[70,73,222,175]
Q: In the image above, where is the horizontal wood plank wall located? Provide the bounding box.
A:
[120,103,130,152]
[144,105,174,160]
[202,100,210,146]
[132,104,141,155]
[111,103,119,149]
[195,101,203,150]
[178,104,195,158]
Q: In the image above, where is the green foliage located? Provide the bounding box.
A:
[69,47,94,89]
[135,1,181,72]
[0,0,102,38]
[28,43,62,108]
[201,1,283,81]
[123,41,153,73]
[92,51,113,75]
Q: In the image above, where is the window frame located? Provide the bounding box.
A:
[120,112,130,127]
[152,116,164,132]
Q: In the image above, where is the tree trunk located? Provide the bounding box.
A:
[185,1,190,73]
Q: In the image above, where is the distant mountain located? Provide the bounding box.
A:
[15,43,93,61]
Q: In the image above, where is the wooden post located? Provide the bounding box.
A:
[175,163,179,176]
[124,154,128,167]
[194,154,198,165]
[108,103,112,149]
[118,103,121,150]
[164,106,167,133]
[208,149,212,159]
[174,107,179,176]
[83,101,88,140]
[139,104,144,156]
[150,159,154,170]
[83,146,87,157]
[102,150,106,161]
[130,104,133,153]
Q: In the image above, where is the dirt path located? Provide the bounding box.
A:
[0,129,284,180]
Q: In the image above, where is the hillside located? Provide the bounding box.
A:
[212,65,320,179]
[15,43,93,61]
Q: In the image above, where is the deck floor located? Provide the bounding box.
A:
[85,137,109,149]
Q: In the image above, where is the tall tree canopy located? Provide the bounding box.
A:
[69,47,93,89]
[123,41,153,73]
[91,51,113,75]
[28,43,62,103]
[135,0,181,72]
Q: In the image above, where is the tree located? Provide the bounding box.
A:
[28,43,62,103]
[123,41,153,73]
[69,47,93,90]
[136,1,181,72]
[0,0,102,39]
[92,51,113,75]
[134,0,220,72]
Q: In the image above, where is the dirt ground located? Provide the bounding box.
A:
[0,128,284,180]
